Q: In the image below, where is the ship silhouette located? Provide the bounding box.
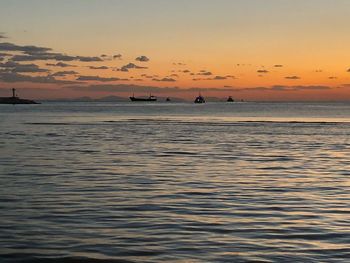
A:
[130,93,157,102]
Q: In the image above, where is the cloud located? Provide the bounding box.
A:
[12,53,81,62]
[113,54,122,60]
[328,76,337,79]
[75,56,103,62]
[347,68,350,72]
[0,42,51,53]
[182,69,191,73]
[285,76,301,80]
[51,71,78,77]
[0,52,11,61]
[0,71,78,84]
[0,41,103,62]
[197,71,212,76]
[192,75,236,81]
[89,66,109,70]
[152,77,176,82]
[141,74,158,79]
[0,61,49,73]
[0,52,12,57]
[76,75,128,82]
[274,64,283,67]
[46,62,76,67]
[135,56,150,62]
[213,76,227,80]
[118,63,148,72]
[0,33,6,39]
[257,69,269,73]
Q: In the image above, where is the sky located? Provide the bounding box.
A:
[1,0,350,101]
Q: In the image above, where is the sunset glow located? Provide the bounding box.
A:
[1,0,350,100]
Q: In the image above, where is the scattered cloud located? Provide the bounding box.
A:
[11,53,103,62]
[213,76,227,80]
[117,63,148,72]
[0,52,12,57]
[274,64,283,67]
[141,74,158,79]
[77,75,128,82]
[257,69,269,73]
[192,75,236,81]
[182,69,191,73]
[285,76,301,80]
[135,55,150,62]
[46,62,76,67]
[113,54,122,60]
[328,76,337,79]
[197,71,212,76]
[0,42,103,62]
[0,71,78,84]
[0,33,6,39]
[0,61,49,73]
[0,42,51,53]
[75,56,103,62]
[152,77,176,82]
[89,66,109,70]
[51,71,78,77]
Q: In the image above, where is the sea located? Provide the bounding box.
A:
[0,101,349,263]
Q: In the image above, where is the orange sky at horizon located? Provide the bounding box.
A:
[1,0,350,101]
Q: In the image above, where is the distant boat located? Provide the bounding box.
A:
[194,94,205,103]
[129,93,157,102]
[227,96,234,102]
[0,88,40,104]
[166,97,171,102]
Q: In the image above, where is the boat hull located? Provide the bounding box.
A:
[130,97,157,102]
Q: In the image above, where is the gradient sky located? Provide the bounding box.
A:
[1,0,350,100]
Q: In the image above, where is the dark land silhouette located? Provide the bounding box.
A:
[0,89,40,104]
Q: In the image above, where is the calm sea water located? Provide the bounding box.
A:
[0,102,349,262]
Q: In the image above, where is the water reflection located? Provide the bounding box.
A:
[0,102,349,262]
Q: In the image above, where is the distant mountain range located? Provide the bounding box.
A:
[45,95,188,102]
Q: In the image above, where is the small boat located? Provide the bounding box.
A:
[130,93,157,102]
[227,96,234,102]
[0,88,40,104]
[194,94,205,103]
[166,97,171,102]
